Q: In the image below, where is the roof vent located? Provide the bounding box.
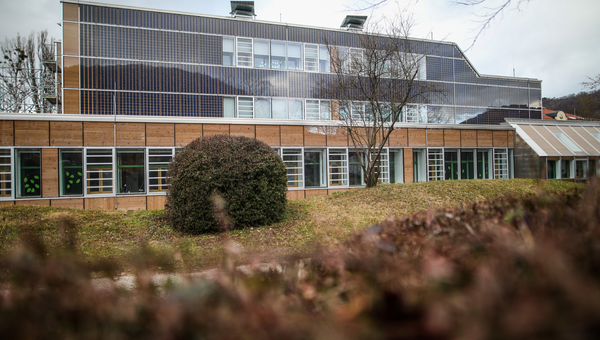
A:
[230,1,256,19]
[340,15,367,30]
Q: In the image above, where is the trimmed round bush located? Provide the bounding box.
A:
[166,134,287,234]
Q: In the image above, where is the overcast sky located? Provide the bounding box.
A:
[1,0,598,99]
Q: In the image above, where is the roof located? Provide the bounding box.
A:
[507,119,600,157]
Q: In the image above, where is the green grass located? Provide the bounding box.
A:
[0,179,583,270]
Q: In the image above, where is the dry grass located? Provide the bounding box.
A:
[0,179,583,270]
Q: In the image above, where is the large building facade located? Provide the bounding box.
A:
[0,1,545,210]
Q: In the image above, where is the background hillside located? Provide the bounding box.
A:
[543,89,600,119]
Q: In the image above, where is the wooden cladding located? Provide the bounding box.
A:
[116,123,145,146]
[50,121,83,146]
[427,129,444,147]
[403,148,414,183]
[15,121,49,146]
[256,125,280,146]
[444,130,461,147]
[408,129,426,147]
[0,121,14,146]
[63,57,80,89]
[63,2,79,21]
[326,126,348,146]
[230,125,255,139]
[388,128,408,147]
[280,126,303,146]
[461,130,477,147]
[62,22,79,56]
[477,130,493,147]
[203,124,229,137]
[63,89,80,114]
[84,122,114,146]
[41,148,59,198]
[175,123,202,146]
[493,130,508,147]
[146,123,174,146]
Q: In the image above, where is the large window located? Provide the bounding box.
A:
[60,149,83,196]
[319,45,330,72]
[289,99,304,120]
[255,97,271,119]
[86,149,113,195]
[117,149,145,194]
[494,149,509,179]
[477,150,491,179]
[223,97,236,118]
[304,44,319,72]
[237,37,252,67]
[237,97,254,118]
[561,160,572,179]
[444,150,459,180]
[349,151,364,186]
[254,39,270,68]
[413,149,427,182]
[272,98,288,119]
[328,149,348,187]
[17,149,41,198]
[223,37,235,66]
[575,160,588,179]
[148,149,173,192]
[547,160,557,179]
[271,41,286,69]
[0,149,11,198]
[389,149,404,184]
[461,150,475,179]
[304,149,326,187]
[287,43,303,70]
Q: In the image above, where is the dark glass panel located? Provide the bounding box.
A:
[444,150,459,180]
[461,151,475,179]
[117,151,145,194]
[477,150,490,179]
[181,95,200,117]
[201,95,223,117]
[349,151,363,186]
[426,56,442,81]
[304,151,324,187]
[18,150,41,197]
[441,58,454,82]
[61,151,83,196]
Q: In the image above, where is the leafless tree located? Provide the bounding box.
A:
[0,31,58,113]
[320,15,443,187]
[581,74,600,91]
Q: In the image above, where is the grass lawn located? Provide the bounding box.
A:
[0,179,583,270]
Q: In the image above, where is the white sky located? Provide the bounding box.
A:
[1,0,599,99]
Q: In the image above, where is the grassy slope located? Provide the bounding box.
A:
[0,179,583,270]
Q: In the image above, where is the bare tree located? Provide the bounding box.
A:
[0,31,58,113]
[321,16,443,188]
[581,74,600,91]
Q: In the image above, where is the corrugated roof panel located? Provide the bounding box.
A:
[535,126,575,156]
[519,125,560,156]
[546,126,587,156]
[562,126,600,155]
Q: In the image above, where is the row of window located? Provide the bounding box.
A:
[222,36,427,80]
[546,159,594,180]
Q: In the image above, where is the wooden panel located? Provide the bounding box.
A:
[63,2,79,21]
[0,121,13,146]
[64,89,80,114]
[281,126,304,146]
[85,197,115,210]
[203,124,229,137]
[388,128,408,147]
[175,123,202,146]
[84,122,114,146]
[477,130,493,147]
[50,121,82,146]
[444,130,461,147]
[407,129,426,147]
[230,124,255,139]
[326,126,348,147]
[255,125,280,146]
[42,149,59,198]
[461,130,477,147]
[63,56,79,89]
[147,195,166,210]
[15,121,49,146]
[305,189,327,198]
[0,201,14,206]
[146,123,174,146]
[116,196,146,211]
[331,101,340,120]
[116,123,145,146]
[15,200,50,207]
[427,129,444,147]
[286,190,304,200]
[492,130,508,147]
[327,188,349,195]
[52,198,84,209]
[507,130,515,147]
[404,148,414,183]
[63,22,79,56]
[304,126,327,146]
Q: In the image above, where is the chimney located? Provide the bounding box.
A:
[230,1,256,19]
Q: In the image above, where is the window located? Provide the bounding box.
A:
[272,98,288,119]
[287,43,303,70]
[351,102,365,120]
[561,160,572,179]
[304,149,326,187]
[413,149,427,182]
[444,150,459,180]
[328,149,348,186]
[389,149,403,184]
[547,160,557,179]
[117,149,145,194]
[0,149,12,198]
[319,45,330,72]
[237,97,253,118]
[254,39,270,68]
[494,149,509,179]
[17,149,41,198]
[320,100,332,120]
[305,100,320,120]
[428,149,444,181]
[304,44,319,72]
[349,151,364,186]
[255,97,271,119]
[373,150,389,184]
[282,149,303,188]
[553,132,581,152]
[289,99,304,120]
[460,150,475,179]
[477,150,490,179]
[223,97,236,118]
[60,149,83,196]
[223,37,235,66]
[237,37,252,67]
[86,149,113,194]
[271,41,286,69]
[575,160,587,179]
[148,149,173,192]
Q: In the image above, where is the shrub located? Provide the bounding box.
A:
[165,134,287,233]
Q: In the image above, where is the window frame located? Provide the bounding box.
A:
[0,148,13,200]
[222,36,236,66]
[236,37,253,68]
[60,149,84,197]
[16,148,42,198]
[147,148,175,194]
[85,148,115,196]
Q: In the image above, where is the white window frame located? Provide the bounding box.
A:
[493,148,509,179]
[282,148,304,189]
[222,36,236,66]
[237,96,254,119]
[59,149,84,197]
[327,148,349,188]
[428,148,444,181]
[236,37,253,68]
[253,39,270,69]
[304,148,327,188]
[0,148,14,200]
[147,148,175,195]
[304,43,319,72]
[84,148,115,196]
